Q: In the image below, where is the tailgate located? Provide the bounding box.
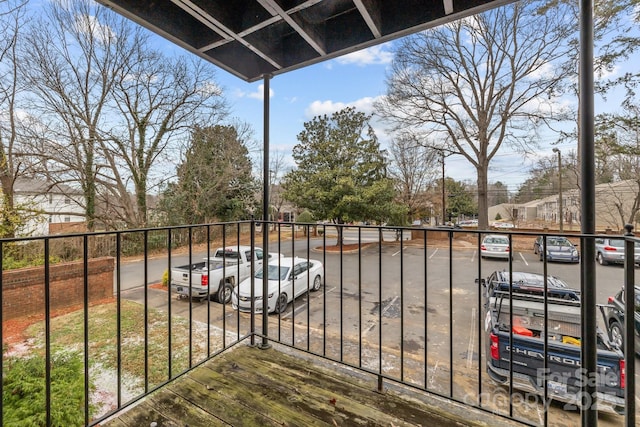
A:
[492,332,624,397]
[172,262,207,286]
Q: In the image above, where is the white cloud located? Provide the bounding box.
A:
[247,84,274,100]
[333,44,393,67]
[304,96,381,118]
[234,84,274,101]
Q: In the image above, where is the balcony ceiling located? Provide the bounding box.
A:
[95,0,513,82]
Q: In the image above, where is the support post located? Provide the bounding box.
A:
[261,74,272,350]
[579,0,596,424]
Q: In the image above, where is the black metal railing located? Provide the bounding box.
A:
[0,221,636,426]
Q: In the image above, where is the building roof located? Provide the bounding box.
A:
[96,0,514,82]
[13,178,83,196]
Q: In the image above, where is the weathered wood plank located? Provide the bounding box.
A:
[102,343,524,427]
[182,361,331,426]
[166,375,284,426]
[113,404,181,427]
[147,390,230,426]
[207,347,429,426]
[98,417,128,427]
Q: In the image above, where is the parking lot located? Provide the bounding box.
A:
[121,233,639,426]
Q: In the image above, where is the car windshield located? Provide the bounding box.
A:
[255,264,290,281]
[214,249,240,259]
[509,273,568,289]
[548,238,571,247]
[484,237,508,244]
[607,240,624,248]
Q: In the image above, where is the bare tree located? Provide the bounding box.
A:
[268,150,290,223]
[595,107,640,227]
[388,133,439,222]
[19,0,228,230]
[0,0,28,237]
[100,52,227,228]
[19,0,142,230]
[376,0,574,229]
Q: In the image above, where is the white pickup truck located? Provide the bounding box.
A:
[170,245,275,303]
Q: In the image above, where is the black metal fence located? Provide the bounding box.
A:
[0,221,637,426]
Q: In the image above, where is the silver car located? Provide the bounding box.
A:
[480,234,512,260]
[595,237,640,266]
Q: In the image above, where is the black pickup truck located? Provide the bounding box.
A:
[481,271,625,415]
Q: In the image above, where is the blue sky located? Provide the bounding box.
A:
[27,0,632,194]
[209,42,544,191]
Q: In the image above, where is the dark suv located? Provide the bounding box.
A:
[479,270,580,301]
[605,285,640,355]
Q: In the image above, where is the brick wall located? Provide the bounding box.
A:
[2,257,114,320]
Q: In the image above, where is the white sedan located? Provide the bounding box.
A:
[480,234,512,260]
[232,256,324,314]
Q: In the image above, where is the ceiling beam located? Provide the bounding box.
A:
[172,0,283,70]
[354,0,382,38]
[258,0,327,56]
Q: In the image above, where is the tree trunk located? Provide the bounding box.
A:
[477,165,489,230]
[336,225,343,246]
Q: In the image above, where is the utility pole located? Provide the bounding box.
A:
[552,148,563,232]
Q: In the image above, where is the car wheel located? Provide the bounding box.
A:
[311,275,322,292]
[610,321,624,349]
[216,283,233,304]
[597,252,607,265]
[275,293,288,313]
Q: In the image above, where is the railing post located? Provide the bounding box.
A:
[623,224,636,427]
[250,220,256,347]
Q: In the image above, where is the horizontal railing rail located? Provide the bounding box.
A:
[0,221,636,426]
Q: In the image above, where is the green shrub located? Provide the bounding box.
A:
[3,351,94,426]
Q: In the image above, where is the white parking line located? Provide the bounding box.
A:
[429,248,439,259]
[519,252,528,266]
[283,302,307,319]
[282,286,337,319]
[363,295,398,337]
[392,249,402,257]
[467,307,476,369]
[471,250,477,263]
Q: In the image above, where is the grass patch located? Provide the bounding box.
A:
[25,300,213,385]
[18,300,220,412]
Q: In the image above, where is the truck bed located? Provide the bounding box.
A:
[486,292,625,415]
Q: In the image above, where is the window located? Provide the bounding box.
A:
[64,197,71,204]
[64,216,70,222]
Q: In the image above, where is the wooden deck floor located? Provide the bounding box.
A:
[101,343,521,427]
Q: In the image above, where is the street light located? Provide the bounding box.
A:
[552,147,563,232]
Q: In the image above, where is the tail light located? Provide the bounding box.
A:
[608,296,614,304]
[481,245,487,251]
[490,333,499,360]
[201,274,209,287]
[603,246,618,251]
[506,247,510,252]
[620,359,625,389]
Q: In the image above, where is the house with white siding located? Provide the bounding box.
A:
[12,178,85,236]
